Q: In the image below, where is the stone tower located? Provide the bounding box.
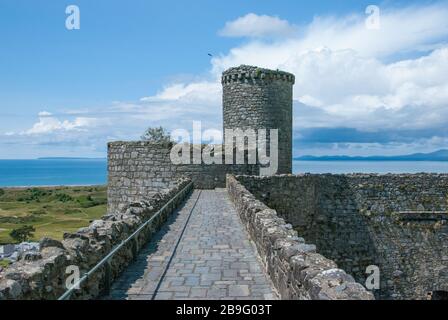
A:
[222,65,295,174]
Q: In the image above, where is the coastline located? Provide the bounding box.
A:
[0,160,446,188]
[0,184,106,189]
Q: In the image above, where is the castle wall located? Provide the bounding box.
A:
[226,175,374,300]
[235,174,448,300]
[222,66,294,174]
[108,65,296,212]
[108,141,258,213]
[0,178,193,300]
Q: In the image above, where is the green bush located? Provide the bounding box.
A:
[0,259,10,269]
[18,188,50,202]
[63,208,83,215]
[0,188,5,197]
[30,208,47,215]
[76,195,106,208]
[141,126,172,143]
[0,215,37,224]
[10,225,35,243]
[55,193,73,203]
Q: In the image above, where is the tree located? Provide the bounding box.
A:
[141,126,172,144]
[0,188,4,197]
[9,225,35,243]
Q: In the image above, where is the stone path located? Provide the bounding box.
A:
[107,189,277,300]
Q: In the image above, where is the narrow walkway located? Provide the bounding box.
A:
[107,189,277,300]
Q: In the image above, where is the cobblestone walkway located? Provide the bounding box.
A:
[107,189,277,300]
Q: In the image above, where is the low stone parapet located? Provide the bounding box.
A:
[0,178,192,300]
[232,174,448,300]
[226,175,374,300]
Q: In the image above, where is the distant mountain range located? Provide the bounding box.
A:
[294,149,448,161]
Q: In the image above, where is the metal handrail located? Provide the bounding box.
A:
[58,181,193,300]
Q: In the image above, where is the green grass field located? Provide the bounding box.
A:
[0,186,107,244]
[0,259,10,268]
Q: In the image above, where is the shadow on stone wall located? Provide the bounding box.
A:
[227,175,374,300]
[0,179,193,300]
[312,175,379,297]
[236,173,448,300]
[103,198,191,300]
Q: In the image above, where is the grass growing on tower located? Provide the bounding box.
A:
[0,259,10,269]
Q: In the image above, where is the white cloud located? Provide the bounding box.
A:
[212,3,448,74]
[295,4,448,59]
[38,111,52,117]
[297,95,324,108]
[4,3,448,157]
[188,4,448,135]
[140,3,448,156]
[219,13,298,38]
[141,81,221,105]
[289,47,448,130]
[24,113,99,135]
[296,136,448,157]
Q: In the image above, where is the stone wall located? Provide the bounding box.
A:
[108,141,258,213]
[226,175,374,300]
[108,65,295,212]
[222,65,294,174]
[235,174,448,300]
[0,178,192,300]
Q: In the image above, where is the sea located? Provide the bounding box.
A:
[0,159,107,187]
[0,159,447,187]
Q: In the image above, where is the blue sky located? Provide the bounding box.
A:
[0,0,447,158]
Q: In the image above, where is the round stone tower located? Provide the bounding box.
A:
[222,65,295,174]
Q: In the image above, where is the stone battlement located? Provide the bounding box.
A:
[103,65,448,301]
[0,179,193,300]
[226,175,374,300]
[233,173,448,300]
[221,65,295,85]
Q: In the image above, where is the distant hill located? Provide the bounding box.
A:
[294,149,448,161]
